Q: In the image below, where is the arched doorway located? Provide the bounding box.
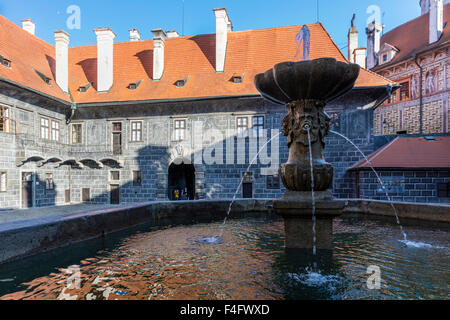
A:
[168,162,195,200]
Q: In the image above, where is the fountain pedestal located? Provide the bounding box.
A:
[273,191,345,250]
[255,58,360,251]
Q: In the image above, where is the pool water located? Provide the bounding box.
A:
[0,215,448,300]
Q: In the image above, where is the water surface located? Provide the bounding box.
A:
[0,215,448,300]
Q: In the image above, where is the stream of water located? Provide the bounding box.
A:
[329,130,408,241]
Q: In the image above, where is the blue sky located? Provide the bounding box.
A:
[0,0,420,58]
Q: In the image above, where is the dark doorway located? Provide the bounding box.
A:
[110,184,120,204]
[242,182,253,199]
[168,162,195,200]
[21,172,33,208]
[65,189,71,204]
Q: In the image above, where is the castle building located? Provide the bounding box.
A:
[348,1,450,204]
[0,8,392,209]
[368,0,450,135]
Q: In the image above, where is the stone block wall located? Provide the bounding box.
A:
[357,170,450,204]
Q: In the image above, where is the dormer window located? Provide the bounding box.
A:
[231,74,244,83]
[128,80,142,90]
[0,55,11,68]
[175,77,188,87]
[378,43,399,65]
[34,69,51,85]
[78,83,93,93]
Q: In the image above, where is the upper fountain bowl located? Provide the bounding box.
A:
[254,58,360,105]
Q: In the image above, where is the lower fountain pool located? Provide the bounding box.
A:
[0,215,448,300]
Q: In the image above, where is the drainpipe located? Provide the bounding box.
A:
[413,53,423,135]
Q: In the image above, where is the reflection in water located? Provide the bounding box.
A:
[0,216,448,300]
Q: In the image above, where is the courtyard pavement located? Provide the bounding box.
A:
[0,203,134,225]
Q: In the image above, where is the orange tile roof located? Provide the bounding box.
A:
[351,136,450,169]
[373,3,450,71]
[0,15,393,105]
[0,15,69,102]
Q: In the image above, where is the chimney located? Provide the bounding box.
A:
[54,30,70,93]
[129,28,141,41]
[348,15,358,63]
[429,0,444,43]
[166,30,180,38]
[354,47,367,69]
[94,28,116,92]
[420,0,430,15]
[366,21,382,69]
[22,19,35,35]
[152,28,166,80]
[213,8,232,73]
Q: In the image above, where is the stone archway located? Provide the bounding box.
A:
[168,160,195,200]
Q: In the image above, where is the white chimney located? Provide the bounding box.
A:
[348,15,358,63]
[129,28,141,41]
[22,19,35,35]
[421,0,430,15]
[94,28,116,92]
[54,30,70,93]
[152,28,166,81]
[166,30,180,38]
[213,8,232,73]
[366,21,382,69]
[429,0,444,43]
[354,47,367,69]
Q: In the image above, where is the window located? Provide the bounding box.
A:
[45,173,54,190]
[72,124,82,144]
[0,106,8,132]
[237,117,248,138]
[131,121,143,142]
[113,122,122,132]
[399,81,410,101]
[0,55,11,68]
[437,182,450,198]
[110,171,120,181]
[174,119,186,141]
[51,120,60,141]
[383,54,388,62]
[266,174,280,189]
[132,171,142,186]
[78,83,93,93]
[0,172,6,192]
[128,80,142,90]
[252,116,264,138]
[40,117,49,140]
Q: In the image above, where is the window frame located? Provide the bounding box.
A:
[71,123,83,145]
[0,171,7,193]
[51,119,60,142]
[40,117,50,140]
[45,173,54,190]
[130,120,143,142]
[132,170,142,186]
[252,115,265,138]
[174,119,187,142]
[266,174,281,190]
[110,170,120,182]
[236,116,249,138]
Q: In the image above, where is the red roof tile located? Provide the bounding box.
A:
[351,136,450,169]
[0,15,393,105]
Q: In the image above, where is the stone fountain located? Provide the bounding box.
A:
[255,58,360,252]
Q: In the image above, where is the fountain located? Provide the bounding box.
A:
[255,57,360,252]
